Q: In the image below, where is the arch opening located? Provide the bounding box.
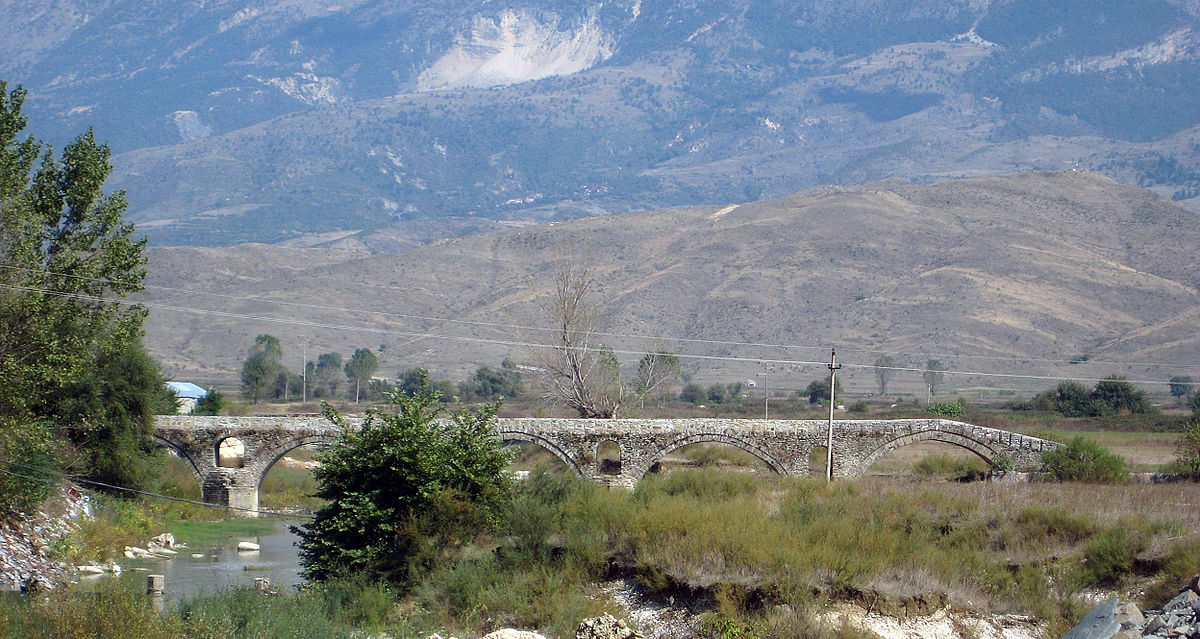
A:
[216,436,246,468]
[503,440,575,477]
[863,434,994,480]
[643,435,786,479]
[258,444,326,512]
[596,440,622,475]
[498,432,582,477]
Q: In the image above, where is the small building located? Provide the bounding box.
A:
[166,382,209,414]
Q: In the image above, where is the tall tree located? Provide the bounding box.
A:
[873,355,896,396]
[0,82,158,506]
[922,360,946,399]
[316,352,343,397]
[633,351,681,405]
[529,261,622,418]
[344,348,379,402]
[240,334,285,403]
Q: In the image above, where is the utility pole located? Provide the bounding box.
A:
[826,348,841,482]
[301,340,308,403]
[764,366,769,419]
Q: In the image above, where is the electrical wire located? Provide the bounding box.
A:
[1,282,1185,388]
[4,263,1199,371]
[0,460,314,520]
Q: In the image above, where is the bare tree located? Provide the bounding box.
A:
[633,351,681,407]
[530,261,623,418]
[873,355,896,396]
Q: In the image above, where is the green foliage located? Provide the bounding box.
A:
[1039,377,1153,418]
[1091,376,1150,414]
[1174,419,1200,478]
[1168,375,1194,398]
[192,388,226,415]
[1040,437,1130,483]
[0,419,58,511]
[680,383,706,404]
[0,81,164,507]
[873,355,896,395]
[296,378,513,585]
[343,347,380,402]
[240,335,286,403]
[458,365,523,402]
[1078,527,1148,587]
[313,352,344,398]
[802,377,843,404]
[925,398,966,418]
[45,336,173,490]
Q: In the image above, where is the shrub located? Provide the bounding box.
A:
[1174,419,1200,478]
[925,400,965,418]
[295,379,512,584]
[1040,437,1129,483]
[1079,527,1147,587]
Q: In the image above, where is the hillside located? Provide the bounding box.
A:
[141,171,1200,396]
[4,1,1200,246]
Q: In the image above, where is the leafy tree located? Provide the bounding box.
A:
[1051,381,1098,417]
[192,389,226,415]
[344,348,380,402]
[458,365,522,402]
[0,81,160,505]
[1174,419,1200,479]
[922,360,946,398]
[1191,391,1200,415]
[295,379,512,584]
[679,383,706,404]
[1169,376,1194,400]
[873,355,896,395]
[1091,375,1150,415]
[240,335,285,403]
[43,337,174,489]
[1041,437,1129,483]
[315,352,343,398]
[803,378,843,404]
[707,383,729,404]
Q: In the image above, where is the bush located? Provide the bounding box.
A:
[1174,419,1200,478]
[295,379,513,584]
[1079,527,1147,587]
[1040,437,1129,483]
[925,399,966,418]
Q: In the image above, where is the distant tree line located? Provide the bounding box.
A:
[238,335,524,406]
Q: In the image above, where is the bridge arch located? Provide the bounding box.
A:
[151,434,205,484]
[855,430,999,477]
[634,433,788,481]
[499,431,583,476]
[252,435,338,490]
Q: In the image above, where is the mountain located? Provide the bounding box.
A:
[140,171,1200,396]
[5,1,1200,247]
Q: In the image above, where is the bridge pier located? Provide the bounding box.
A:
[202,469,261,517]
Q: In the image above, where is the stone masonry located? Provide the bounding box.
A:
[154,416,1060,515]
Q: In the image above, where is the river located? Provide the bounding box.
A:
[80,519,305,601]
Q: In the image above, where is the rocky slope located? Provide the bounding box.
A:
[4,1,1200,246]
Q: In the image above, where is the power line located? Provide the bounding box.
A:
[0,460,313,520]
[4,263,1199,371]
[0,282,1182,388]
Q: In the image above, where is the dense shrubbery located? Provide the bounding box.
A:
[296,380,512,584]
[1175,419,1200,478]
[1041,437,1130,483]
[1024,377,1153,418]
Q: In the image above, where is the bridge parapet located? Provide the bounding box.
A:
[152,415,1061,513]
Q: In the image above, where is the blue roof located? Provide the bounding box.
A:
[166,382,209,399]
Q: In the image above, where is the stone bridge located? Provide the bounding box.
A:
[153,416,1061,516]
